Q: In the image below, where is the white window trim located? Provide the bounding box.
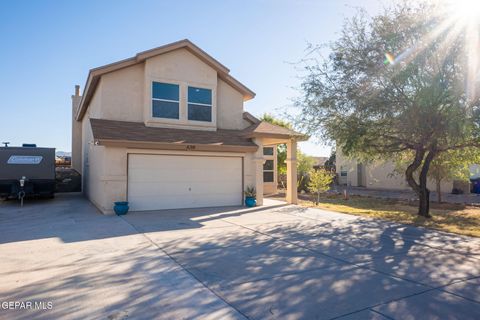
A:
[152,98,179,103]
[145,77,216,130]
[263,146,274,156]
[151,82,181,120]
[188,102,211,107]
[187,86,213,123]
[263,159,275,183]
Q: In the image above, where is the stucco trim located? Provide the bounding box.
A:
[97,139,258,153]
[76,39,255,121]
[242,132,309,141]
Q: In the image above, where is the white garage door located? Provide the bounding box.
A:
[128,154,243,211]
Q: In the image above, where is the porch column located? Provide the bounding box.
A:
[286,138,298,204]
[253,138,264,206]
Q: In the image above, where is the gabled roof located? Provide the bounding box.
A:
[241,121,308,140]
[76,39,256,121]
[90,118,258,152]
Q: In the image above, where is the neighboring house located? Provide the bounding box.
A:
[336,148,454,193]
[312,156,328,170]
[71,39,306,214]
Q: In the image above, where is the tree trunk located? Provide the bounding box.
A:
[418,187,430,217]
[417,150,436,218]
[405,148,425,208]
[405,148,435,218]
[436,179,442,203]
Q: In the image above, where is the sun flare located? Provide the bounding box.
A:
[383,1,480,101]
[448,0,480,21]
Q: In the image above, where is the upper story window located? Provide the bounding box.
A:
[152,82,179,119]
[263,147,274,156]
[188,86,212,122]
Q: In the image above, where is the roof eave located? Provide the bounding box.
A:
[243,132,309,141]
[96,138,258,153]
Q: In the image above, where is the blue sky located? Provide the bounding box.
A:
[0,0,386,156]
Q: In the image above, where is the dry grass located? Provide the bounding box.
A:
[271,193,480,238]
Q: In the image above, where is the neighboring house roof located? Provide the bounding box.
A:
[241,121,308,140]
[90,119,258,152]
[313,156,329,167]
[76,39,256,121]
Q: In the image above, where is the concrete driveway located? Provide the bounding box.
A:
[0,194,479,319]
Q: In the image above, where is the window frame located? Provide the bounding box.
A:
[340,165,348,177]
[187,86,213,122]
[146,78,217,129]
[263,147,274,156]
[151,81,180,120]
[263,159,275,183]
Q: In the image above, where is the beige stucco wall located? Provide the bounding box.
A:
[336,148,453,193]
[86,148,257,214]
[243,152,256,189]
[100,64,144,122]
[365,161,409,189]
[217,79,249,130]
[81,112,105,209]
[336,148,360,186]
[366,162,453,193]
[87,82,103,119]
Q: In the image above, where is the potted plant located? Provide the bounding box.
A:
[114,201,129,215]
[244,186,256,207]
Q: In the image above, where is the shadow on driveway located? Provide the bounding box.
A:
[0,193,479,319]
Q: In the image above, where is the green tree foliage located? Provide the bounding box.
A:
[308,168,335,204]
[295,1,480,217]
[297,151,316,192]
[429,149,480,202]
[260,113,291,175]
[260,113,293,129]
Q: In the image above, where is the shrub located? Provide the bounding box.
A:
[244,186,256,198]
[308,168,335,204]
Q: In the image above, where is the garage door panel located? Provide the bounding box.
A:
[128,183,241,198]
[127,179,241,193]
[128,154,243,211]
[136,171,239,183]
[129,194,240,209]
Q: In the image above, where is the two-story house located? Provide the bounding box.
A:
[71,40,306,214]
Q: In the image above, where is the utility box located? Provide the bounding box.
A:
[0,146,56,198]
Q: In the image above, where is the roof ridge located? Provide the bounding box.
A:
[76,39,255,121]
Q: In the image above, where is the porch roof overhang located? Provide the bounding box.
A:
[241,121,309,142]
